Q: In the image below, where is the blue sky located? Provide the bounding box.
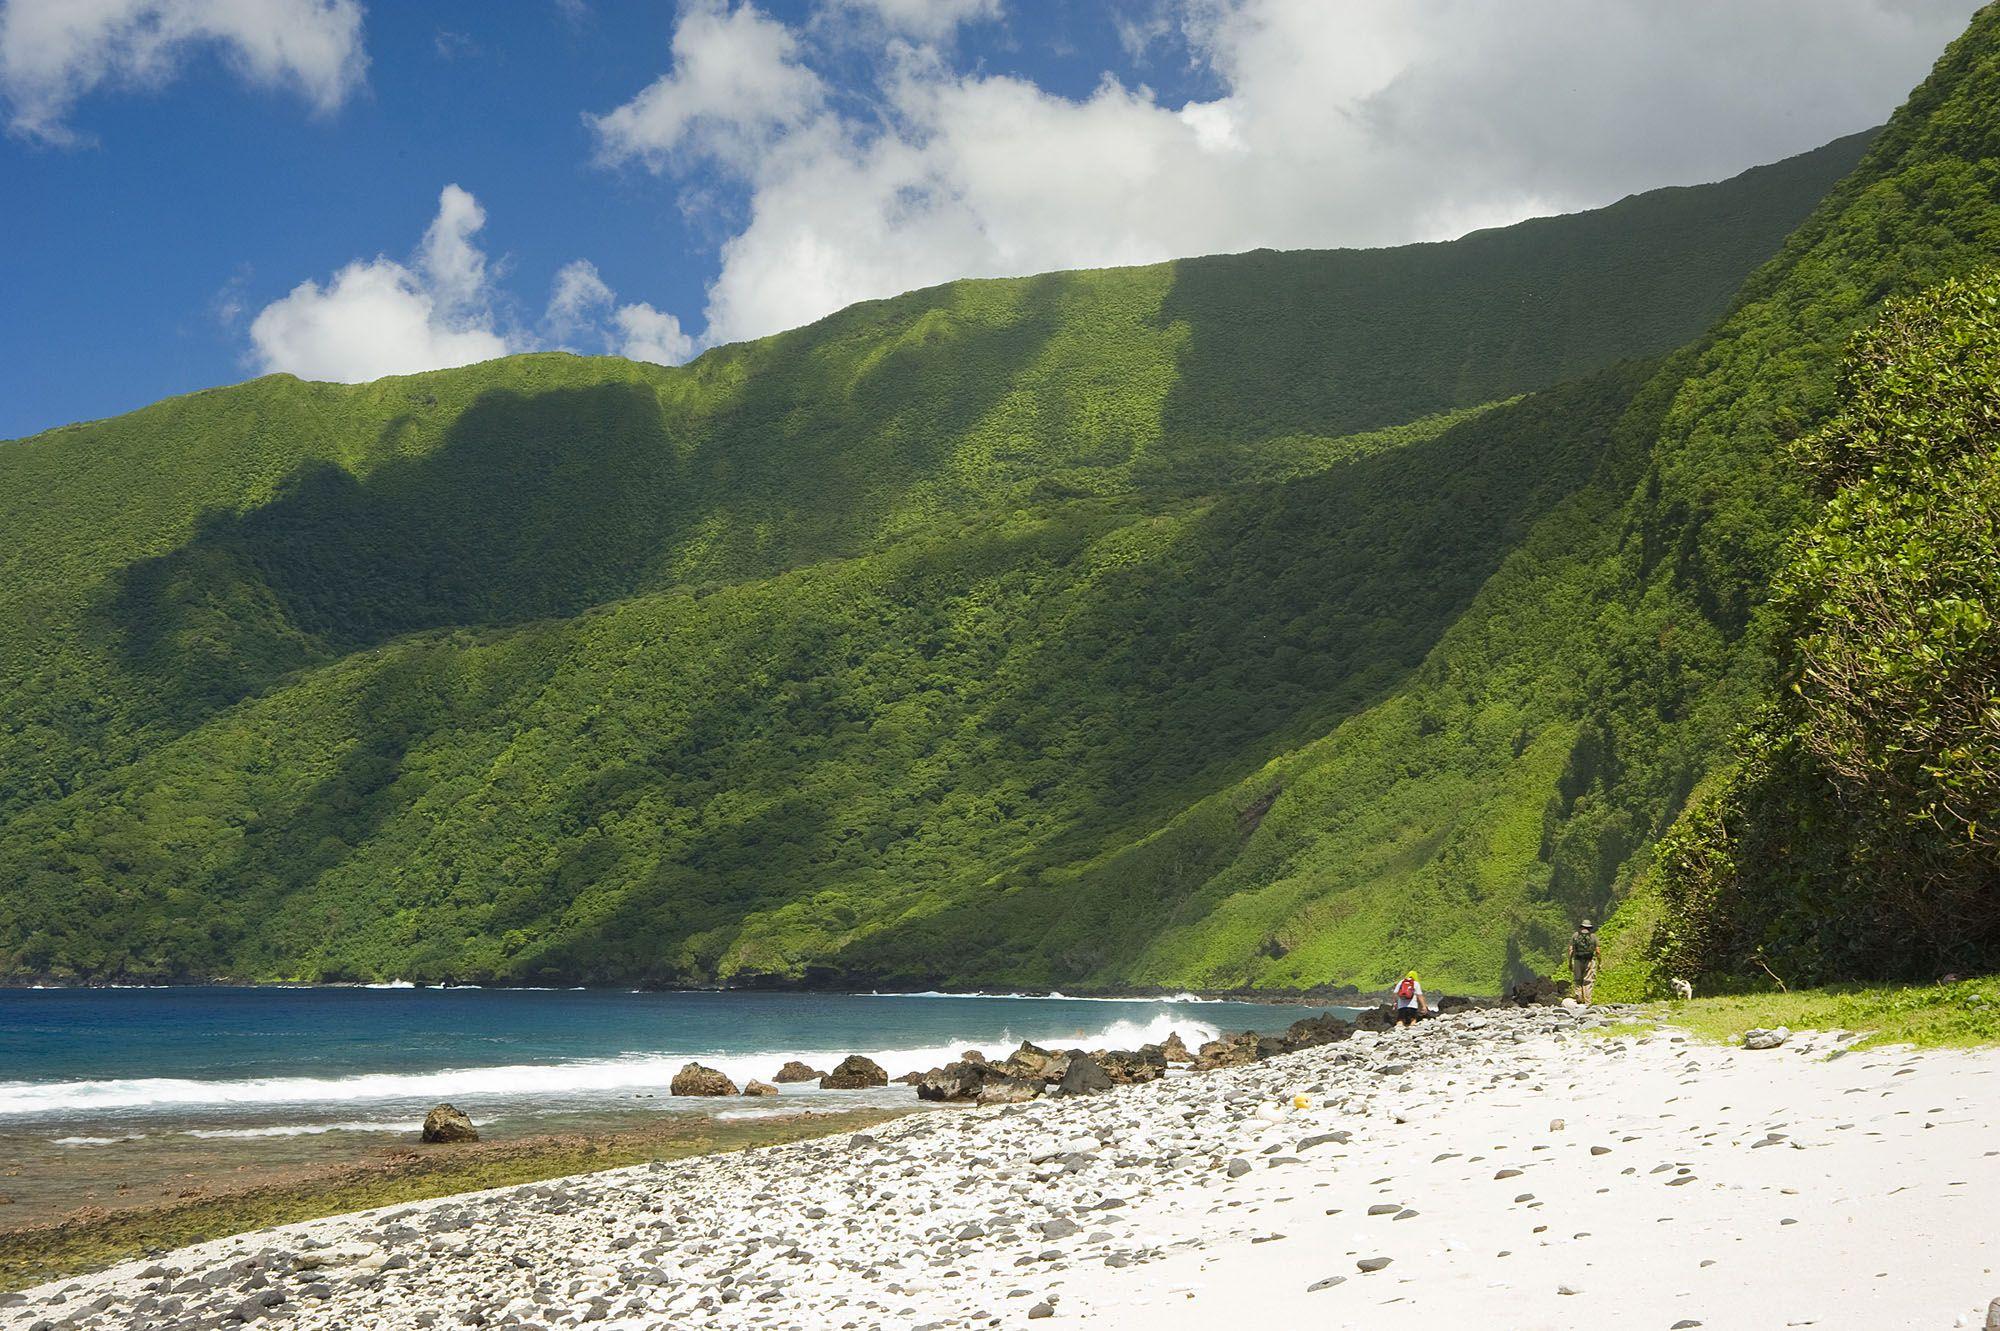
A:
[0,0,1983,440]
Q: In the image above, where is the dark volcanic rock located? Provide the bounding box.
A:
[1057,1053,1114,1096]
[1095,1048,1167,1084]
[820,1055,889,1089]
[420,1104,478,1143]
[1160,1031,1192,1063]
[915,1061,997,1102]
[975,1075,1043,1105]
[1508,976,1568,1006]
[671,1063,738,1097]
[1193,1032,1261,1070]
[1282,1013,1355,1050]
[999,1041,1059,1081]
[741,1080,779,1097]
[772,1061,826,1083]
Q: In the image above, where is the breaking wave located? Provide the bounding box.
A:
[0,1013,1220,1118]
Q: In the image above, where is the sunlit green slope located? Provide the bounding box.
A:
[0,113,1929,989]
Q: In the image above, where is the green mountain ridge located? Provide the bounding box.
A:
[1,17,1996,996]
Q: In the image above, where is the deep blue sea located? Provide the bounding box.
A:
[0,986,1328,1138]
[0,987,1341,1222]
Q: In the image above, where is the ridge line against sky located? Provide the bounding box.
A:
[0,0,1985,438]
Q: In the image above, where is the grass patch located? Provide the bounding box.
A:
[0,1108,904,1292]
[1647,976,2000,1050]
[1586,1018,1661,1040]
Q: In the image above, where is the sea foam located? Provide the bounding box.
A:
[0,1012,1221,1117]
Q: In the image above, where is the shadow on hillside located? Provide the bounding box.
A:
[1148,135,1862,454]
[99,279,1077,726]
[120,656,451,978]
[101,383,690,720]
[820,365,1651,989]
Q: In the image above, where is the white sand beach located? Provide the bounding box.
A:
[5,1005,1996,1331]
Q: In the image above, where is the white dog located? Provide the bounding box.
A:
[1670,977,1694,1001]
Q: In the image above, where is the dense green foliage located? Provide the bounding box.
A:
[0,136,1852,991]
[0,55,1990,997]
[1655,272,2000,985]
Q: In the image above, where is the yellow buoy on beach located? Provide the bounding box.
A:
[1293,1094,1311,1110]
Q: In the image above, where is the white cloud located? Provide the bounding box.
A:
[612,302,696,365]
[816,0,1002,43]
[544,255,700,363]
[542,259,696,365]
[0,0,366,144]
[593,0,1984,349]
[546,258,617,342]
[589,0,825,173]
[248,195,703,383]
[248,185,516,383]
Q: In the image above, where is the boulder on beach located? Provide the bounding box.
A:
[671,1062,738,1096]
[742,1080,779,1097]
[1096,1047,1167,1084]
[1507,976,1568,1006]
[999,1040,1058,1080]
[1058,1052,1114,1096]
[1353,1004,1402,1031]
[974,1074,1043,1105]
[772,1060,825,1083]
[820,1054,889,1089]
[420,1103,479,1143]
[959,1049,988,1065]
[916,1060,996,1102]
[1283,1012,1356,1049]
[1160,1031,1193,1063]
[893,1071,925,1085]
[1193,1033,1260,1070]
[1743,1026,1791,1050]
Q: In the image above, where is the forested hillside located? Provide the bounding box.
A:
[1653,270,2000,987]
[0,33,1988,996]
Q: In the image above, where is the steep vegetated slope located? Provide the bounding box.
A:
[0,87,1972,991]
[1653,271,2000,986]
[1081,4,2000,998]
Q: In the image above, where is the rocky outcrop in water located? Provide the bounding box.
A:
[671,1064,737,1096]
[772,1061,824,1083]
[420,1104,478,1143]
[820,1055,889,1089]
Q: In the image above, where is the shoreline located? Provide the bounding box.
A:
[0,1108,905,1293]
[6,1004,1995,1328]
[0,978,1381,1005]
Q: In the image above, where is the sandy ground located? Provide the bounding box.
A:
[1084,1021,2000,1330]
[3,1006,1994,1331]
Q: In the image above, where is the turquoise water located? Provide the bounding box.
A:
[0,986,1329,1138]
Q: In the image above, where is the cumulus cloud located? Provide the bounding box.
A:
[0,0,366,144]
[248,197,699,383]
[543,259,695,365]
[593,0,1983,349]
[611,302,696,365]
[546,258,617,342]
[589,0,825,173]
[249,185,516,383]
[815,0,1002,43]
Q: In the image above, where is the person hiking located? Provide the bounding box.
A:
[1566,919,1600,1004]
[1393,971,1428,1026]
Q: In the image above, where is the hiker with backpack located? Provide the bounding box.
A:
[1566,919,1600,1004]
[1393,971,1428,1026]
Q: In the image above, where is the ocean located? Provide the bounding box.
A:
[0,986,1340,1225]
